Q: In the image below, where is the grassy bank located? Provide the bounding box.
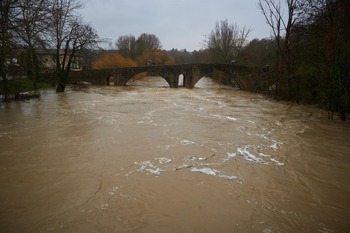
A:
[0,79,53,99]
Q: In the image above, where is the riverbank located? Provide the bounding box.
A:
[0,78,53,102]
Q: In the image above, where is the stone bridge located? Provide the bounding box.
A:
[68,63,265,91]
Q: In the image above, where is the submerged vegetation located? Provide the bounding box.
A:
[0,79,52,101]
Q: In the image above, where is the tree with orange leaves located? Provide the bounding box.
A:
[137,50,175,66]
[92,53,137,69]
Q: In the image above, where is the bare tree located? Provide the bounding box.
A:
[136,33,162,59]
[258,0,301,97]
[298,0,328,25]
[46,0,98,92]
[14,0,48,90]
[115,34,136,59]
[0,0,20,101]
[206,19,251,63]
[258,0,283,68]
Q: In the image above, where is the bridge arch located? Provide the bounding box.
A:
[106,75,116,86]
[178,74,184,87]
[125,74,173,87]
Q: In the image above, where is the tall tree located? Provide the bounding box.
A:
[138,50,175,65]
[92,53,137,69]
[136,33,162,60]
[46,0,98,92]
[205,19,251,63]
[241,38,276,67]
[115,34,136,59]
[300,0,350,119]
[0,0,20,101]
[258,0,301,98]
[14,0,48,90]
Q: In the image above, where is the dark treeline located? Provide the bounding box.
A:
[254,0,350,120]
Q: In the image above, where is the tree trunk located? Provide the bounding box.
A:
[56,70,67,92]
[0,71,10,101]
[56,81,66,92]
[31,49,41,91]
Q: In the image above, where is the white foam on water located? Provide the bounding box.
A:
[99,203,109,210]
[191,167,217,176]
[210,114,238,121]
[108,186,119,195]
[146,167,164,176]
[255,133,271,141]
[237,146,268,164]
[259,152,269,157]
[134,155,239,180]
[180,139,195,145]
[275,121,283,127]
[227,152,237,158]
[155,157,172,164]
[224,152,237,162]
[232,145,284,166]
[239,126,249,131]
[135,160,164,176]
[229,121,285,166]
[157,144,176,150]
[218,174,237,180]
[191,167,237,180]
[135,157,172,176]
[263,228,274,233]
[318,226,335,233]
[270,158,284,166]
[268,141,282,150]
[226,116,238,121]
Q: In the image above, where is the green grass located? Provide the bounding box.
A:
[0,78,53,95]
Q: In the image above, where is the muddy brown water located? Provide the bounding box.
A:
[1,77,350,233]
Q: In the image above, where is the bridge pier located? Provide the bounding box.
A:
[166,74,179,88]
[183,72,192,88]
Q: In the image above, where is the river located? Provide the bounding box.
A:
[1,77,350,233]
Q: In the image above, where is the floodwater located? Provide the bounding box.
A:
[0,77,350,233]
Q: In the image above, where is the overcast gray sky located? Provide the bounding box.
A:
[79,0,272,51]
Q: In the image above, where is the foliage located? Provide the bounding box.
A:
[240,38,276,67]
[92,53,137,69]
[96,33,174,67]
[92,49,175,68]
[254,0,350,120]
[0,78,52,97]
[137,50,175,66]
[169,49,193,64]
